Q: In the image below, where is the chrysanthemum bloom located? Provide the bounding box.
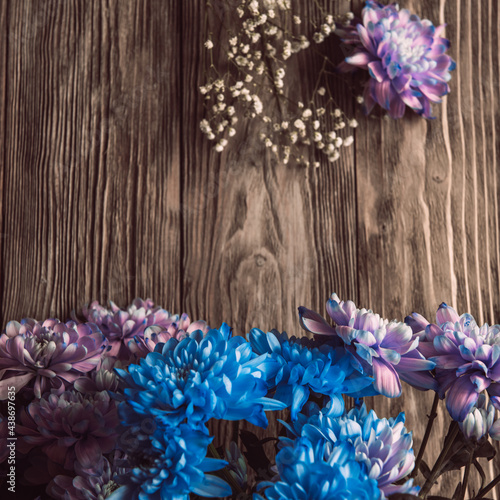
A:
[17,390,119,471]
[115,324,286,429]
[76,298,208,360]
[0,318,107,400]
[281,403,418,498]
[248,329,372,420]
[128,320,209,359]
[459,394,498,442]
[74,356,122,394]
[406,303,500,422]
[255,437,382,500]
[47,456,125,500]
[299,294,436,398]
[338,1,455,118]
[108,423,231,500]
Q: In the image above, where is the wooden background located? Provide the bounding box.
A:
[1,0,499,497]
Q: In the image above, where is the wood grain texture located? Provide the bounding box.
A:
[355,0,500,497]
[1,0,500,498]
[1,0,182,322]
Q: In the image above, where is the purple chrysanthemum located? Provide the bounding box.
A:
[17,390,119,472]
[299,293,435,398]
[76,298,207,361]
[338,1,455,118]
[47,456,126,500]
[406,303,500,422]
[0,319,107,400]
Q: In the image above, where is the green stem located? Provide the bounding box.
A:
[411,393,439,479]
[419,422,460,498]
[474,473,500,499]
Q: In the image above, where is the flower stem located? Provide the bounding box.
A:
[411,393,439,479]
[474,472,500,499]
[419,422,460,498]
[208,442,244,495]
[459,447,473,500]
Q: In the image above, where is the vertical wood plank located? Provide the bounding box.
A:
[355,0,500,496]
[1,0,182,326]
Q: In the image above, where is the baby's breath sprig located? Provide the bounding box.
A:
[200,0,357,165]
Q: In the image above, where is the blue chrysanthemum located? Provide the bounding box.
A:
[248,329,373,420]
[255,437,382,500]
[108,424,231,500]
[115,324,285,428]
[280,403,418,498]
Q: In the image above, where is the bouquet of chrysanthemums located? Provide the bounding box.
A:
[1,295,499,499]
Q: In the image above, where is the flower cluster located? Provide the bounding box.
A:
[248,328,373,419]
[3,293,499,499]
[200,0,358,165]
[406,303,500,427]
[279,403,418,498]
[338,1,455,118]
[299,293,436,398]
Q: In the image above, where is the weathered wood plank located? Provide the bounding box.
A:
[355,0,500,496]
[1,0,182,325]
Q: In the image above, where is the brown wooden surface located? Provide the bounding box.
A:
[1,0,499,498]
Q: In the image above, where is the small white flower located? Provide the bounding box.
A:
[317,87,326,96]
[265,138,273,147]
[297,101,304,108]
[273,123,281,131]
[215,143,224,152]
[229,128,236,137]
[290,131,298,143]
[207,132,216,140]
[317,108,326,117]
[293,15,301,24]
[356,95,364,104]
[220,138,228,147]
[333,108,342,118]
[334,137,343,147]
[268,9,276,18]
[231,116,238,124]
[326,14,334,25]
[327,131,336,140]
[294,119,305,130]
[328,151,340,162]
[217,94,224,101]
[251,33,261,43]
[313,32,324,43]
[344,136,354,146]
[199,86,209,95]
[348,119,359,128]
[245,74,253,82]
[229,36,238,46]
[275,78,284,88]
[302,109,312,119]
[313,120,320,130]
[241,44,250,54]
[276,68,285,79]
[237,7,244,17]
[281,121,289,129]
[227,106,235,116]
[313,161,320,168]
[321,24,331,35]
[204,40,214,50]
[271,144,278,153]
[313,132,322,142]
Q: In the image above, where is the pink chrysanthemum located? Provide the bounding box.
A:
[75,298,207,361]
[338,1,455,118]
[0,319,107,400]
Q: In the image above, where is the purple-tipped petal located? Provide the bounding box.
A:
[372,358,402,398]
[446,375,479,422]
[298,307,336,336]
